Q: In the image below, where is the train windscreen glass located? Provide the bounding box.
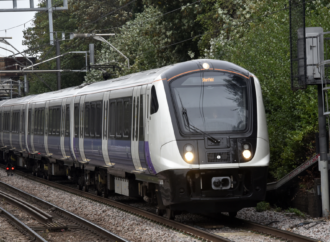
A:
[171,71,248,133]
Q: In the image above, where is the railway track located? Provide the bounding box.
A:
[0,166,322,242]
[0,178,129,242]
[0,204,47,242]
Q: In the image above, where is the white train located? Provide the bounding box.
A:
[0,59,269,219]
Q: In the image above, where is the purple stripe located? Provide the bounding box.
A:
[145,141,156,174]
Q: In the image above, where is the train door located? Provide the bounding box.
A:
[73,96,80,161]
[44,101,50,155]
[79,96,87,163]
[30,103,36,153]
[60,99,67,159]
[102,91,112,166]
[143,84,157,174]
[25,103,31,153]
[18,105,25,151]
[63,99,71,160]
[131,87,144,171]
[0,109,3,147]
[9,107,13,148]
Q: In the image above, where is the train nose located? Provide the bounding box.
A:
[212,176,231,190]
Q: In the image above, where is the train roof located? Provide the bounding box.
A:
[0,59,249,106]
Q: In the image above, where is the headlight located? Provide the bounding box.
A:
[242,150,252,159]
[185,152,194,162]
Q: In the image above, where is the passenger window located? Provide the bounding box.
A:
[95,102,102,137]
[90,103,95,137]
[65,106,70,137]
[22,111,25,134]
[109,101,116,137]
[84,103,90,137]
[150,86,159,115]
[28,110,31,134]
[56,108,61,136]
[74,105,79,137]
[123,99,132,139]
[116,100,123,138]
[41,109,44,135]
[139,95,144,141]
[49,109,53,135]
[35,110,39,134]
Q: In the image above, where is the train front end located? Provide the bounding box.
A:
[153,59,269,214]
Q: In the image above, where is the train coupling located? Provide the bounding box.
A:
[211,176,232,190]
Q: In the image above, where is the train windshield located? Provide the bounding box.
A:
[170,71,248,133]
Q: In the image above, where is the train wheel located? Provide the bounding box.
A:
[102,191,109,198]
[229,212,237,218]
[83,186,89,192]
[165,209,175,220]
[156,208,165,216]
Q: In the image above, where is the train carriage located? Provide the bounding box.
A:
[0,59,269,219]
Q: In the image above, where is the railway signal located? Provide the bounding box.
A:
[289,0,330,217]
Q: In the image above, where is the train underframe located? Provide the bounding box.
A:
[0,150,267,220]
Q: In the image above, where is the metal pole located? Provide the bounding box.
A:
[48,0,54,45]
[13,0,17,8]
[29,0,34,8]
[89,44,95,65]
[56,37,61,90]
[24,74,28,94]
[318,85,330,217]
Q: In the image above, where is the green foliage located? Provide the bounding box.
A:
[287,208,305,217]
[23,0,330,180]
[274,206,282,212]
[256,201,270,212]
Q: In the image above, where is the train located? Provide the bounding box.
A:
[0,59,269,219]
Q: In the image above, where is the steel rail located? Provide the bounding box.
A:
[0,192,51,223]
[203,213,322,242]
[0,191,52,223]
[235,218,322,242]
[0,180,129,242]
[0,205,48,242]
[1,167,231,242]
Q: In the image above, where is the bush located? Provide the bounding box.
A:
[274,206,282,212]
[287,208,305,218]
[256,201,270,212]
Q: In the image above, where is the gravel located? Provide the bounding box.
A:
[0,170,196,242]
[0,210,31,242]
[0,169,323,241]
[237,207,329,241]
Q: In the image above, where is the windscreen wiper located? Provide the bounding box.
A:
[175,90,220,144]
[182,107,220,144]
